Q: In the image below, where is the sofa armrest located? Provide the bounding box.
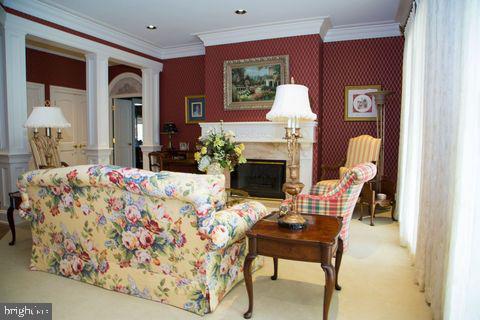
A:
[202,201,268,250]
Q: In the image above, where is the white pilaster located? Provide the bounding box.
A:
[141,67,161,170]
[0,21,30,208]
[85,52,112,164]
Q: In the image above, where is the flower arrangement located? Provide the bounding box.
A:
[194,123,246,172]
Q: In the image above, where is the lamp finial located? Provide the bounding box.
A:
[290,77,295,84]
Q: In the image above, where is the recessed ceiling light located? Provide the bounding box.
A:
[146,25,157,30]
[235,9,247,15]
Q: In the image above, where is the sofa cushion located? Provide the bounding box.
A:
[18,165,226,221]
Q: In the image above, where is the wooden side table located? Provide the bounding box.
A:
[243,213,342,320]
[358,178,396,226]
[7,191,22,246]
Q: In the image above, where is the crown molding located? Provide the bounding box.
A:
[161,43,205,60]
[194,17,331,47]
[324,21,401,42]
[3,0,164,60]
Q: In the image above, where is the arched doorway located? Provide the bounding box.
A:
[109,72,143,168]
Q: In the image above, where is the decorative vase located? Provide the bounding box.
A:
[206,163,231,188]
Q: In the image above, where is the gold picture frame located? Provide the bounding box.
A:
[344,85,382,121]
[224,55,289,110]
[185,95,206,124]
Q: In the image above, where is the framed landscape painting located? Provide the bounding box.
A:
[344,85,382,121]
[185,95,206,124]
[224,55,289,110]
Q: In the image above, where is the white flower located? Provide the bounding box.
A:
[125,205,141,224]
[135,249,151,264]
[122,231,139,250]
[211,225,229,248]
[59,258,73,277]
[198,155,211,171]
[61,193,74,207]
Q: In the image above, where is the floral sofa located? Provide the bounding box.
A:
[17,165,268,315]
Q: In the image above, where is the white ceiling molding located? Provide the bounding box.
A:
[194,17,331,47]
[5,13,163,71]
[161,43,205,60]
[3,0,164,60]
[324,21,401,42]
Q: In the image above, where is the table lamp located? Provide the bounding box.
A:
[161,122,178,151]
[24,101,71,167]
[266,79,316,229]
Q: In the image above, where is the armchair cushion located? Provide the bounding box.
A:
[286,163,377,250]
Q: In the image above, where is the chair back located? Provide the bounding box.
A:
[29,136,62,169]
[344,135,381,168]
[295,162,377,250]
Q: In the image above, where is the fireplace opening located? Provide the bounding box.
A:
[231,159,286,199]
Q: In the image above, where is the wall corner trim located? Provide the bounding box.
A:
[161,43,205,60]
[324,21,401,42]
[194,16,330,46]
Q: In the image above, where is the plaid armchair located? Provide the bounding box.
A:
[284,163,377,251]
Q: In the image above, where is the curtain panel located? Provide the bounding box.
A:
[397,0,480,319]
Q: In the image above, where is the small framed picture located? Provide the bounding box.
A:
[179,142,190,151]
[185,95,206,124]
[344,85,382,121]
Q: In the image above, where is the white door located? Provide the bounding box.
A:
[113,99,134,167]
[50,86,87,165]
[26,82,45,170]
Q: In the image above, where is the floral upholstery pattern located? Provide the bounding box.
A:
[17,165,268,315]
[283,163,377,250]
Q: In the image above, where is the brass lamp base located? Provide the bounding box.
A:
[278,180,307,230]
[278,212,307,230]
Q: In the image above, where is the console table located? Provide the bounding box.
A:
[149,150,201,174]
[243,213,342,320]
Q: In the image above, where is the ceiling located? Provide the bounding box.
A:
[38,0,402,48]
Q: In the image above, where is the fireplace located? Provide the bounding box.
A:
[231,159,286,199]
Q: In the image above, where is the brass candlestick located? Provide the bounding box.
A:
[278,126,306,229]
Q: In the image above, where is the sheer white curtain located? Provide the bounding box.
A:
[397,0,480,318]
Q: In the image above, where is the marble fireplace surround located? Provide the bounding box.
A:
[199,121,317,193]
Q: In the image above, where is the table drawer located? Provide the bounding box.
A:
[256,238,323,262]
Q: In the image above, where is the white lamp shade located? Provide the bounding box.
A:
[24,107,71,129]
[266,84,317,122]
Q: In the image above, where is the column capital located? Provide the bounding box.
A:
[85,52,109,62]
[142,65,162,74]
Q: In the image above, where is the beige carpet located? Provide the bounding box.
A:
[0,223,9,240]
[0,211,431,320]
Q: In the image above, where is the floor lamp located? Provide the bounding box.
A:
[368,90,393,190]
[266,80,317,229]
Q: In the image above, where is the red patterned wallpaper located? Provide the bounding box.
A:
[108,64,141,82]
[26,48,86,99]
[160,55,205,149]
[321,37,404,181]
[204,35,321,183]
[205,35,321,120]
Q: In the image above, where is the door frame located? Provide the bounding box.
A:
[109,72,143,166]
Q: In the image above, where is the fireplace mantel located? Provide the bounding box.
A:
[199,121,316,143]
[199,121,317,192]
